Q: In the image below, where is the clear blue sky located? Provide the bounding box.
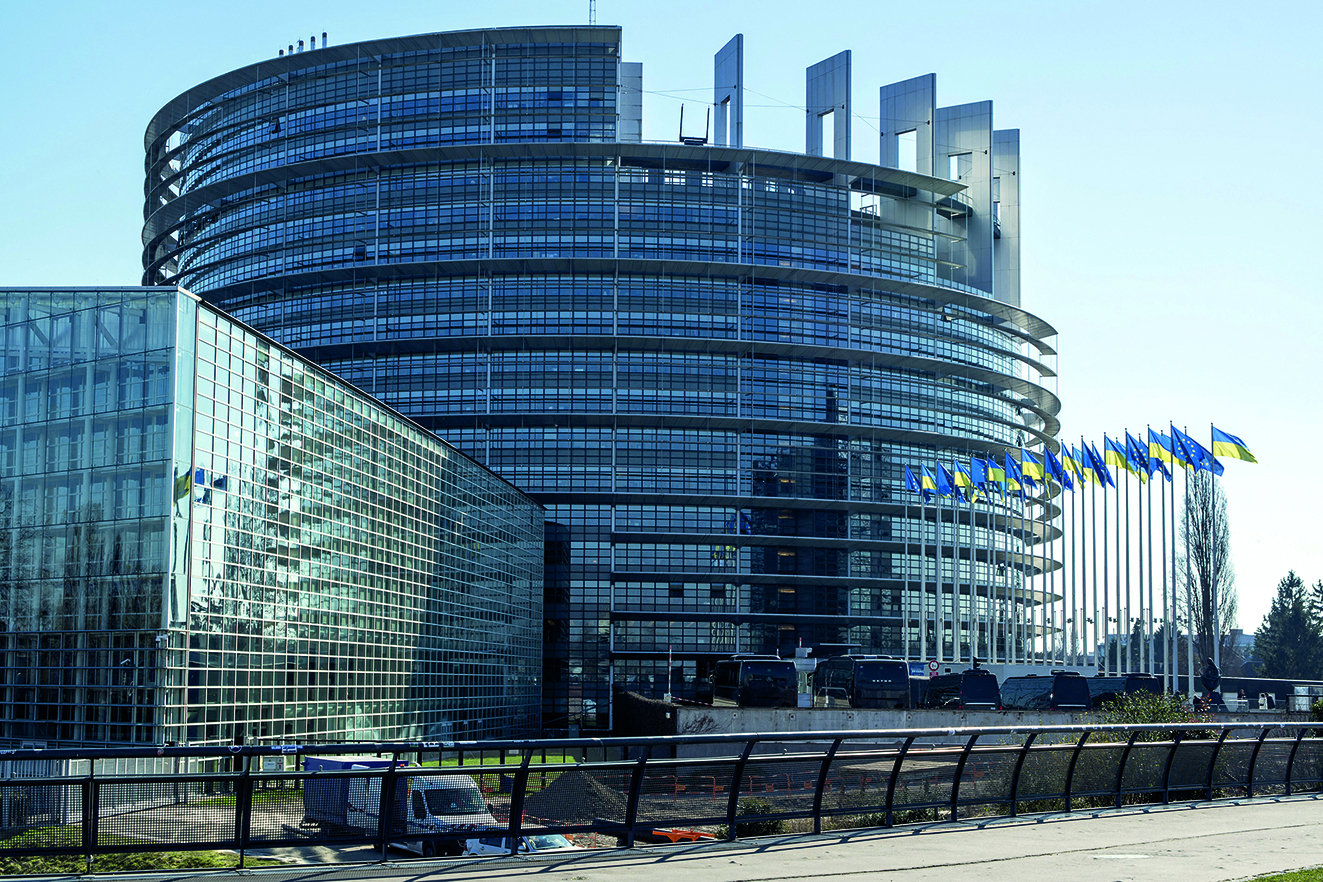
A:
[3,0,1318,633]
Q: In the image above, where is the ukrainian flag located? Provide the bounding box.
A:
[920,466,939,502]
[1149,428,1176,466]
[1062,446,1081,481]
[953,461,975,492]
[1211,426,1258,463]
[1004,452,1024,496]
[1046,449,1073,491]
[1104,435,1134,476]
[1020,449,1045,484]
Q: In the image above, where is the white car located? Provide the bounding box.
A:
[464,833,583,856]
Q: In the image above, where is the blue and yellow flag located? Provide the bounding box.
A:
[1125,432,1150,484]
[1089,442,1115,488]
[1004,452,1024,497]
[1062,446,1081,482]
[1149,428,1177,466]
[920,466,939,502]
[938,464,960,500]
[1173,426,1225,476]
[1211,426,1258,463]
[904,466,922,495]
[1020,449,1045,485]
[953,461,975,492]
[970,457,988,490]
[1104,435,1133,477]
[1046,449,1073,491]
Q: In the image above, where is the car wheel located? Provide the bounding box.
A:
[421,840,436,858]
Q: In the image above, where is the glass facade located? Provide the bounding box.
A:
[0,287,542,746]
[143,26,1061,733]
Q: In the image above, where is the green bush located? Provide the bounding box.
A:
[1310,698,1323,723]
[715,797,785,839]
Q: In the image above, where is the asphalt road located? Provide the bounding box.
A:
[18,794,1323,882]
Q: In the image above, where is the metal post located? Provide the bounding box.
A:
[1204,729,1230,801]
[1008,732,1038,817]
[884,736,916,827]
[1063,731,1091,813]
[812,739,843,834]
[1114,732,1140,809]
[949,734,981,821]
[1245,728,1271,798]
[725,739,757,839]
[1284,729,1307,796]
[236,749,253,868]
[507,751,534,855]
[623,746,651,847]
[1160,731,1184,805]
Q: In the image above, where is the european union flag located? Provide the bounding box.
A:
[970,457,988,490]
[1004,452,1024,497]
[1089,442,1115,488]
[1046,449,1073,491]
[938,464,959,500]
[905,466,922,495]
[1173,426,1224,476]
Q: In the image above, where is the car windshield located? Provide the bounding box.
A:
[525,835,574,851]
[422,785,486,816]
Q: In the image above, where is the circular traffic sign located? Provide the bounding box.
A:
[927,660,939,673]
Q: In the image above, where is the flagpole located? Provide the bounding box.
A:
[1160,444,1170,687]
[905,480,912,663]
[920,486,927,665]
[1210,423,1220,674]
[936,474,944,666]
[1124,441,1132,673]
[1070,453,1079,665]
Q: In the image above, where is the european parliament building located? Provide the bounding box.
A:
[0,287,542,746]
[141,26,1061,732]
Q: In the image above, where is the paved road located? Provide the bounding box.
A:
[25,795,1323,882]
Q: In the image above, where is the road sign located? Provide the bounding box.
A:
[927,660,939,678]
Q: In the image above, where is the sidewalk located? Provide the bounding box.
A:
[29,794,1323,882]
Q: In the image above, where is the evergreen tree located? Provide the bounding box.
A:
[1255,572,1323,680]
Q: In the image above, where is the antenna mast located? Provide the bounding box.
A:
[589,0,596,25]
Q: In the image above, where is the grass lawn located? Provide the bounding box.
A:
[1251,869,1323,882]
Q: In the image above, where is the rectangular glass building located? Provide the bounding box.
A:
[0,287,543,746]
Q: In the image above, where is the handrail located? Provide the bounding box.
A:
[0,722,1316,867]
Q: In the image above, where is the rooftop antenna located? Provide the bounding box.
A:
[589,0,595,25]
[678,104,710,146]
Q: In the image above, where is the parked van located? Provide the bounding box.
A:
[921,667,1001,710]
[712,655,797,707]
[813,655,911,708]
[349,771,498,857]
[1000,671,1091,711]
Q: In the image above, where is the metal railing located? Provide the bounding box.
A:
[0,722,1318,866]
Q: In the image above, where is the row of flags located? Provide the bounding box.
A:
[902,425,1257,504]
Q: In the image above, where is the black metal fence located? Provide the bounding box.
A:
[1,722,1319,866]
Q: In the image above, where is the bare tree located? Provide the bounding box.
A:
[1176,472,1238,666]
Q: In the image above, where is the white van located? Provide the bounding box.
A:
[347,771,499,857]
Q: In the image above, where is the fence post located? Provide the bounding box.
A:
[506,750,534,855]
[1008,732,1038,818]
[236,750,253,869]
[1160,732,1184,805]
[1284,728,1307,796]
[884,736,915,828]
[1114,732,1140,810]
[623,745,651,848]
[82,761,98,872]
[377,755,401,861]
[1063,731,1091,814]
[811,738,843,835]
[724,739,757,840]
[1245,727,1271,798]
[1204,729,1231,801]
[949,734,980,822]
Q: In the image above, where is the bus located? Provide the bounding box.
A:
[922,667,1002,710]
[812,655,912,708]
[712,656,797,707]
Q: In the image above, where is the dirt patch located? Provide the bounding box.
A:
[522,769,628,823]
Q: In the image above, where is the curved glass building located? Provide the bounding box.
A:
[143,26,1062,732]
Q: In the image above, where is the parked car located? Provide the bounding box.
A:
[464,833,582,856]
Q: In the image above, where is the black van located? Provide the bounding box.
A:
[712,655,797,707]
[1001,671,1091,711]
[813,655,911,708]
[1087,673,1163,708]
[922,667,1001,710]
